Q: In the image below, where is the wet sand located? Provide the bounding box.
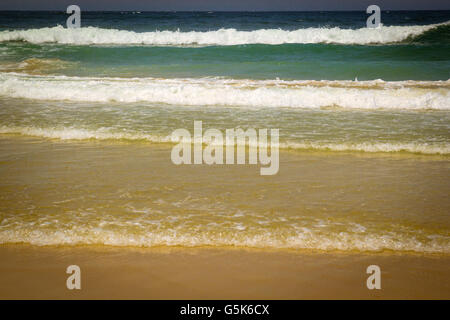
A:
[0,244,449,299]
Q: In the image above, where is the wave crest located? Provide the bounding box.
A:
[0,22,448,46]
[0,73,448,110]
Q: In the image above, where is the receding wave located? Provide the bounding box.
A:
[0,126,448,155]
[0,204,448,254]
[0,22,448,46]
[281,141,449,155]
[0,126,171,143]
[0,73,449,110]
[0,218,448,254]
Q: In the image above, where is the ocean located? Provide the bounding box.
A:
[0,11,449,254]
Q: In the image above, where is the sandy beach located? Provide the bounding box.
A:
[0,244,449,299]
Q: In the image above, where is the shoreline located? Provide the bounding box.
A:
[1,133,449,159]
[2,241,450,258]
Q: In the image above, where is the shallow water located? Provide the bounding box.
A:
[0,138,448,253]
[0,11,448,254]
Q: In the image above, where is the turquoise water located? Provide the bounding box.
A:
[1,42,450,80]
[0,11,449,154]
[0,11,449,80]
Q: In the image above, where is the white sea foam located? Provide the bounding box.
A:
[0,73,449,110]
[0,126,448,155]
[0,126,171,142]
[0,23,447,46]
[281,141,450,155]
[0,225,448,253]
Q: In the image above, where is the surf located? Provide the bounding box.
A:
[0,73,448,110]
[0,22,448,46]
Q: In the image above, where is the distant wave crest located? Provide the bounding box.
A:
[0,22,448,46]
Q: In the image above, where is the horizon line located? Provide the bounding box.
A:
[1,9,450,12]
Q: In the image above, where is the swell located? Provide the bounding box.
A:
[0,73,449,110]
[0,22,448,46]
[3,44,450,82]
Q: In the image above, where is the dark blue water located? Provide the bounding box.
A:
[1,11,450,31]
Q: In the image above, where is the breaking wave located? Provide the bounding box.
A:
[0,73,449,110]
[0,210,448,253]
[0,22,448,46]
